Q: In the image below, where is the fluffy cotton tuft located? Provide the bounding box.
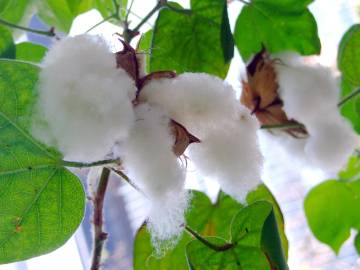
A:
[188,106,263,203]
[117,104,188,246]
[275,54,358,171]
[140,72,239,137]
[33,35,136,162]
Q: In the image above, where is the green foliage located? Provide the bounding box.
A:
[0,60,85,263]
[186,201,287,270]
[16,42,47,63]
[234,0,321,61]
[138,30,153,74]
[338,24,360,86]
[0,26,15,58]
[94,0,127,19]
[133,185,288,270]
[304,156,360,254]
[220,3,234,63]
[355,233,360,255]
[37,0,94,33]
[0,0,33,26]
[340,78,360,134]
[149,1,230,79]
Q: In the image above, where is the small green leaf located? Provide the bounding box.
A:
[150,1,229,78]
[16,42,47,63]
[0,60,85,263]
[133,191,242,270]
[234,0,320,61]
[339,78,360,134]
[338,24,360,86]
[355,232,360,256]
[138,30,153,74]
[220,4,234,63]
[304,180,354,253]
[339,155,360,181]
[94,0,128,19]
[36,0,94,33]
[186,201,280,270]
[0,26,15,59]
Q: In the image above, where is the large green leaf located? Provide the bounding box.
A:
[0,0,33,26]
[339,78,360,134]
[133,185,288,269]
[220,4,234,63]
[150,1,229,78]
[234,0,320,61]
[186,201,284,270]
[0,26,15,59]
[355,232,360,256]
[36,0,94,33]
[0,60,85,264]
[338,24,360,86]
[16,42,47,63]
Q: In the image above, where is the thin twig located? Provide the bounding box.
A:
[85,14,117,33]
[0,18,56,37]
[90,167,111,270]
[61,158,120,168]
[338,88,360,107]
[184,225,234,252]
[260,123,305,130]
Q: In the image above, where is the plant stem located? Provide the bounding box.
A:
[0,18,56,37]
[85,14,117,33]
[61,158,120,168]
[338,88,360,107]
[90,167,111,270]
[131,1,163,34]
[260,123,305,130]
[184,225,234,252]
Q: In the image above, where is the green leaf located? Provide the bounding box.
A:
[355,232,360,256]
[138,30,153,74]
[94,0,128,19]
[234,0,321,61]
[36,0,94,33]
[339,78,360,134]
[150,1,229,78]
[338,24,360,86]
[134,185,288,269]
[0,26,15,59]
[0,0,33,26]
[133,191,243,270]
[0,60,85,263]
[339,155,360,181]
[304,180,357,253]
[16,42,47,63]
[186,201,279,270]
[220,5,234,63]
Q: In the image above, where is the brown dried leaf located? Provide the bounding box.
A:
[170,120,200,157]
[115,40,139,81]
[241,49,307,137]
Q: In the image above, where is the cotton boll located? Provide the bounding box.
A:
[305,115,358,172]
[118,104,187,243]
[33,35,136,162]
[140,72,239,137]
[276,58,339,124]
[188,106,263,203]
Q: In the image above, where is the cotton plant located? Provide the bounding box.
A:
[32,35,264,249]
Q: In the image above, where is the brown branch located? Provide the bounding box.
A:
[90,167,111,270]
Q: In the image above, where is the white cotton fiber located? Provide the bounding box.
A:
[139,72,239,137]
[188,106,263,203]
[275,53,358,172]
[117,104,188,244]
[33,35,136,162]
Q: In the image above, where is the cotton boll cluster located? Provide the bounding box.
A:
[140,72,239,137]
[188,106,263,203]
[33,35,136,162]
[275,54,358,171]
[117,104,188,247]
